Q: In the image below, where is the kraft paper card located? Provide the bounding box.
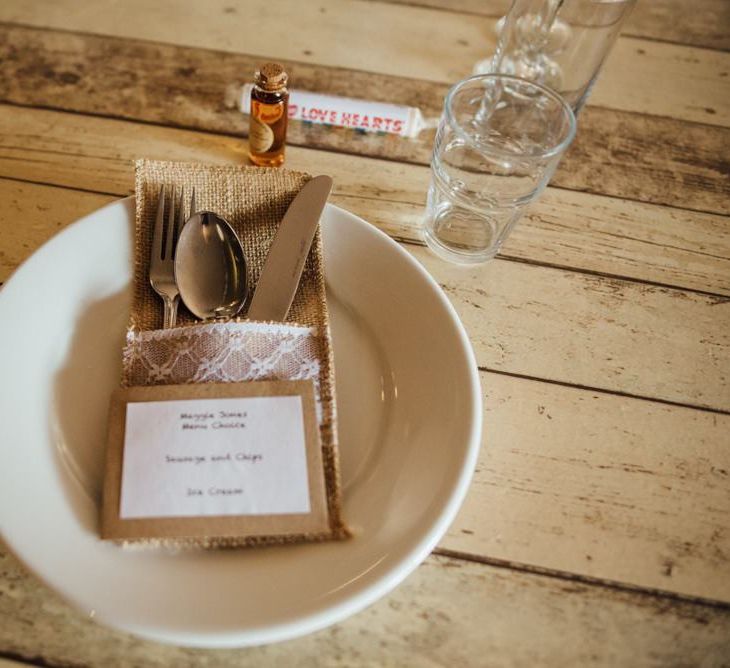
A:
[101,380,330,543]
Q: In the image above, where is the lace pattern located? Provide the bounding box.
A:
[122,321,323,420]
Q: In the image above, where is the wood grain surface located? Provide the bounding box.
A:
[1,24,728,215]
[2,105,728,296]
[383,0,730,50]
[2,547,729,668]
[1,0,728,126]
[1,0,728,664]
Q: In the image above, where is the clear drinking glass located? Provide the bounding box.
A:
[423,74,576,265]
[476,0,637,112]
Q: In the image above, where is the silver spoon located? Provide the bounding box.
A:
[174,208,248,321]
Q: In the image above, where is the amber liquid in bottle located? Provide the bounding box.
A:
[249,86,289,167]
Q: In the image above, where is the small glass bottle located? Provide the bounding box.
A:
[248,62,289,167]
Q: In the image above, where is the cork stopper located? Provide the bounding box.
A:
[255,62,288,91]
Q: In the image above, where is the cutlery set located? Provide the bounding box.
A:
[149,175,333,328]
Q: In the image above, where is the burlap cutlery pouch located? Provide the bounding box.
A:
[113,159,347,547]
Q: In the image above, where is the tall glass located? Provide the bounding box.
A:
[477,0,637,112]
[423,74,576,265]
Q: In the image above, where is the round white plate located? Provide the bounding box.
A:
[0,198,481,647]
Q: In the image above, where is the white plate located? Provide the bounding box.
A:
[0,198,481,647]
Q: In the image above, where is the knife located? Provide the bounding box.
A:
[247,174,333,321]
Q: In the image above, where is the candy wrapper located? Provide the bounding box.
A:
[240,84,435,138]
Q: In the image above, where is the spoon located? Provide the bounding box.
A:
[174,210,248,320]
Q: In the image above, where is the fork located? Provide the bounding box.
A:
[149,185,186,328]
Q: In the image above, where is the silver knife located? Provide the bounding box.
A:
[247,175,333,321]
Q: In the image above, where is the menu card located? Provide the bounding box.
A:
[101,380,330,542]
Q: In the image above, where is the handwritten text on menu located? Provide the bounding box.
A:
[119,396,311,519]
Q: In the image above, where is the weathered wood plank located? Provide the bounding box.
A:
[2,106,728,296]
[2,547,729,667]
[415,245,730,412]
[454,371,730,601]
[624,0,730,51]
[3,178,729,411]
[588,37,729,125]
[0,180,112,284]
[555,109,730,216]
[1,0,728,126]
[382,0,730,51]
[0,25,728,215]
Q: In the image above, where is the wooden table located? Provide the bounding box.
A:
[1,1,729,665]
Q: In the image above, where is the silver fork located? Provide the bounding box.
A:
[149,185,185,328]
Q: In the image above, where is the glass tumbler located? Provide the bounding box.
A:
[423,74,576,265]
[477,0,637,112]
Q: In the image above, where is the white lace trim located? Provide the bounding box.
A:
[123,321,323,421]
